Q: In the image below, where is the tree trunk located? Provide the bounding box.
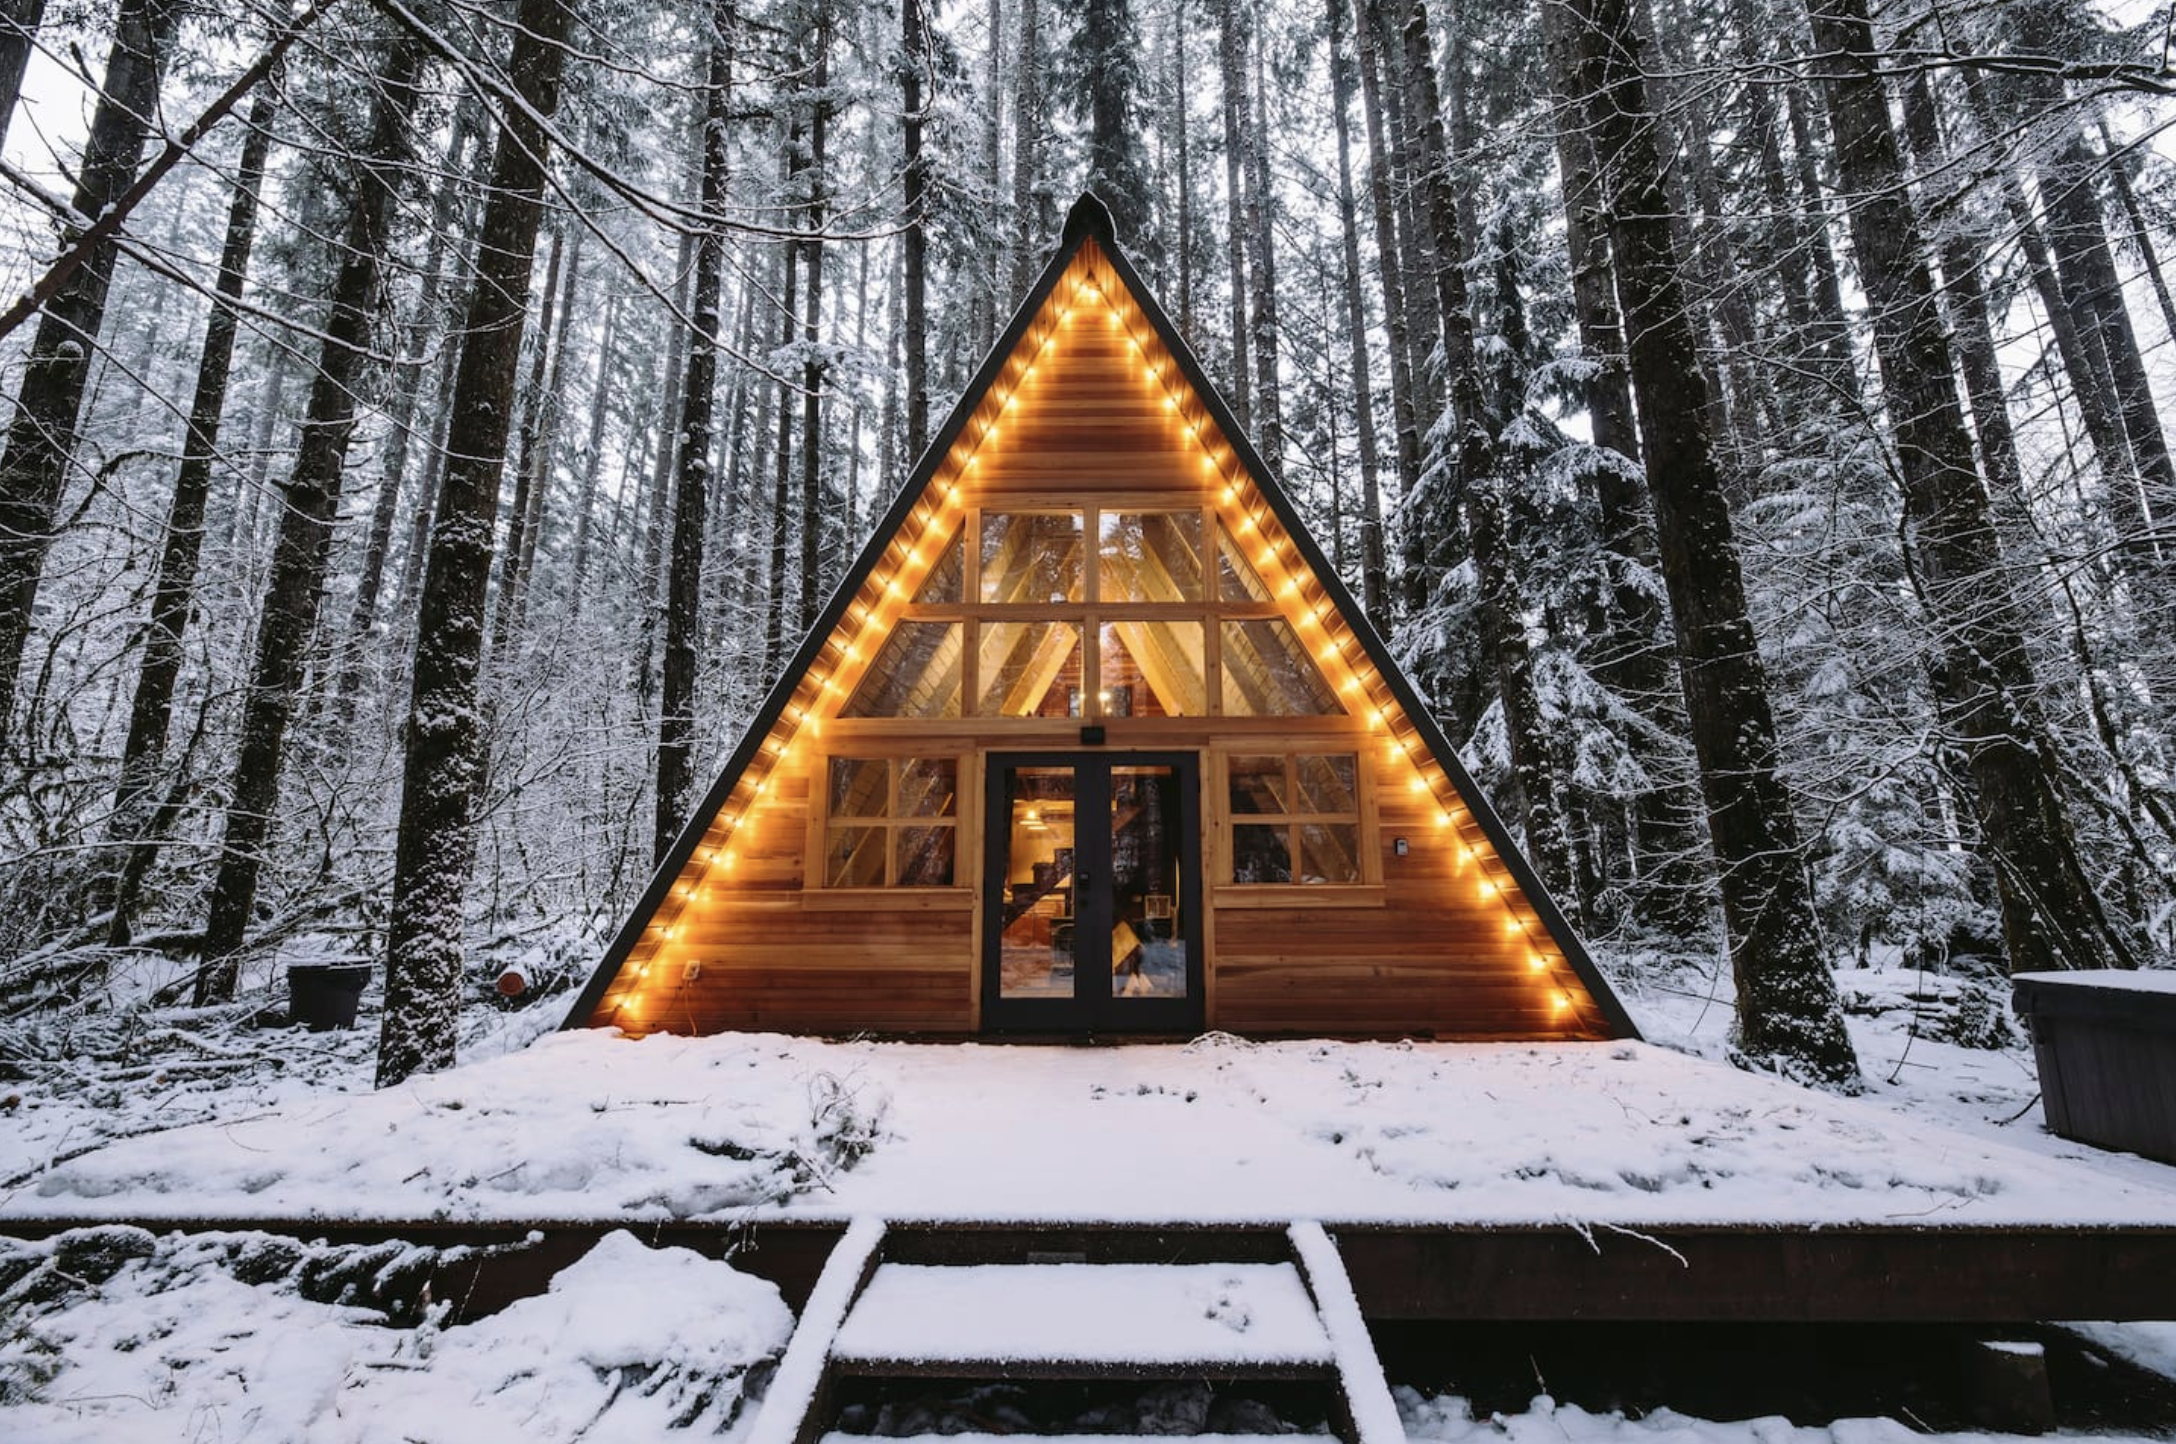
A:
[1802,0,2137,976]
[1172,2,1194,340]
[1958,67,2146,551]
[489,224,565,660]
[516,228,581,622]
[568,285,624,614]
[1216,0,1252,428]
[0,0,182,733]
[338,102,481,717]
[1010,0,1041,295]
[2097,119,2176,345]
[1326,0,1388,629]
[797,29,832,636]
[762,167,803,680]
[1556,0,1860,1084]
[1400,0,1580,919]
[379,0,572,1088]
[1537,0,1711,937]
[1897,72,2028,519]
[0,0,47,149]
[1351,0,1419,524]
[1778,59,1857,389]
[1245,16,1283,472]
[196,33,427,998]
[656,0,734,867]
[105,78,280,947]
[902,0,930,460]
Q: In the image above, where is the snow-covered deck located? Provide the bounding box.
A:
[8,1031,2175,1231]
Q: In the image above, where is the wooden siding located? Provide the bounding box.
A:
[580,239,1615,1042]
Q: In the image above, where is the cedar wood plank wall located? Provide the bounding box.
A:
[584,246,1607,1041]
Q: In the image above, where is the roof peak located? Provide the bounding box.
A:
[1061,192,1116,249]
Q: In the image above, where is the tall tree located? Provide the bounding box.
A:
[1068,0,1153,251]
[902,0,931,460]
[1326,0,1387,627]
[796,10,834,635]
[0,0,44,148]
[1555,0,1860,1084]
[379,0,573,1087]
[1216,0,1252,425]
[1801,0,2140,975]
[1399,0,1580,919]
[0,0,183,732]
[656,0,735,866]
[105,77,282,947]
[196,33,428,1000]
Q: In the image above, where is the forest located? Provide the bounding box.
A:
[0,0,2171,1086]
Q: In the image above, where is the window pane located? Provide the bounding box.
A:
[977,620,1082,716]
[1295,754,1359,815]
[1221,618,1341,715]
[826,825,886,887]
[827,757,889,818]
[1099,621,1205,716]
[1233,824,1293,884]
[1298,823,1363,884]
[914,530,964,603]
[1002,766,1078,999]
[1228,755,1287,815]
[1099,511,1203,601]
[1216,522,1273,603]
[896,757,957,817]
[979,511,1083,603]
[843,621,962,718]
[895,827,956,887]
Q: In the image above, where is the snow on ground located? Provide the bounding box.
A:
[1396,1391,2164,1444]
[830,1262,1333,1366]
[8,1022,2174,1227]
[5,954,2176,1441]
[0,1228,791,1442]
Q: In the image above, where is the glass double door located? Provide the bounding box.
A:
[983,753,1203,1033]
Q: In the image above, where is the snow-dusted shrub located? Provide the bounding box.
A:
[0,1228,793,1438]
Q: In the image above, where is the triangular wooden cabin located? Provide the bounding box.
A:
[565,196,1636,1042]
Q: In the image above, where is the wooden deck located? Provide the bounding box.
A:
[6,1214,2172,1326]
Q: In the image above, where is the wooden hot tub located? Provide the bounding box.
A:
[2012,969,2176,1166]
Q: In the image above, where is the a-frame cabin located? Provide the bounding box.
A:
[565,196,1637,1042]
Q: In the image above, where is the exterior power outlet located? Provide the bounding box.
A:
[682,959,702,982]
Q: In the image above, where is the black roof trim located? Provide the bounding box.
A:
[1086,227,1644,1041]
[561,207,1103,1031]
[564,194,1642,1042]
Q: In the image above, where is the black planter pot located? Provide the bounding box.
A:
[288,962,371,1032]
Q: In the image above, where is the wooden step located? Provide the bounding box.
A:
[821,1434,1341,1444]
[829,1261,1337,1379]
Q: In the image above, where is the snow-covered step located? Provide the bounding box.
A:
[821,1435,1341,1444]
[829,1262,1338,1376]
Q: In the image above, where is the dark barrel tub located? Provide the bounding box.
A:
[2012,970,2176,1166]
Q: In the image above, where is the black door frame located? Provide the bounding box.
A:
[981,750,1205,1034]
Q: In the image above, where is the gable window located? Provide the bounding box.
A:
[840,504,1350,722]
[1228,752,1363,884]
[824,756,958,887]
